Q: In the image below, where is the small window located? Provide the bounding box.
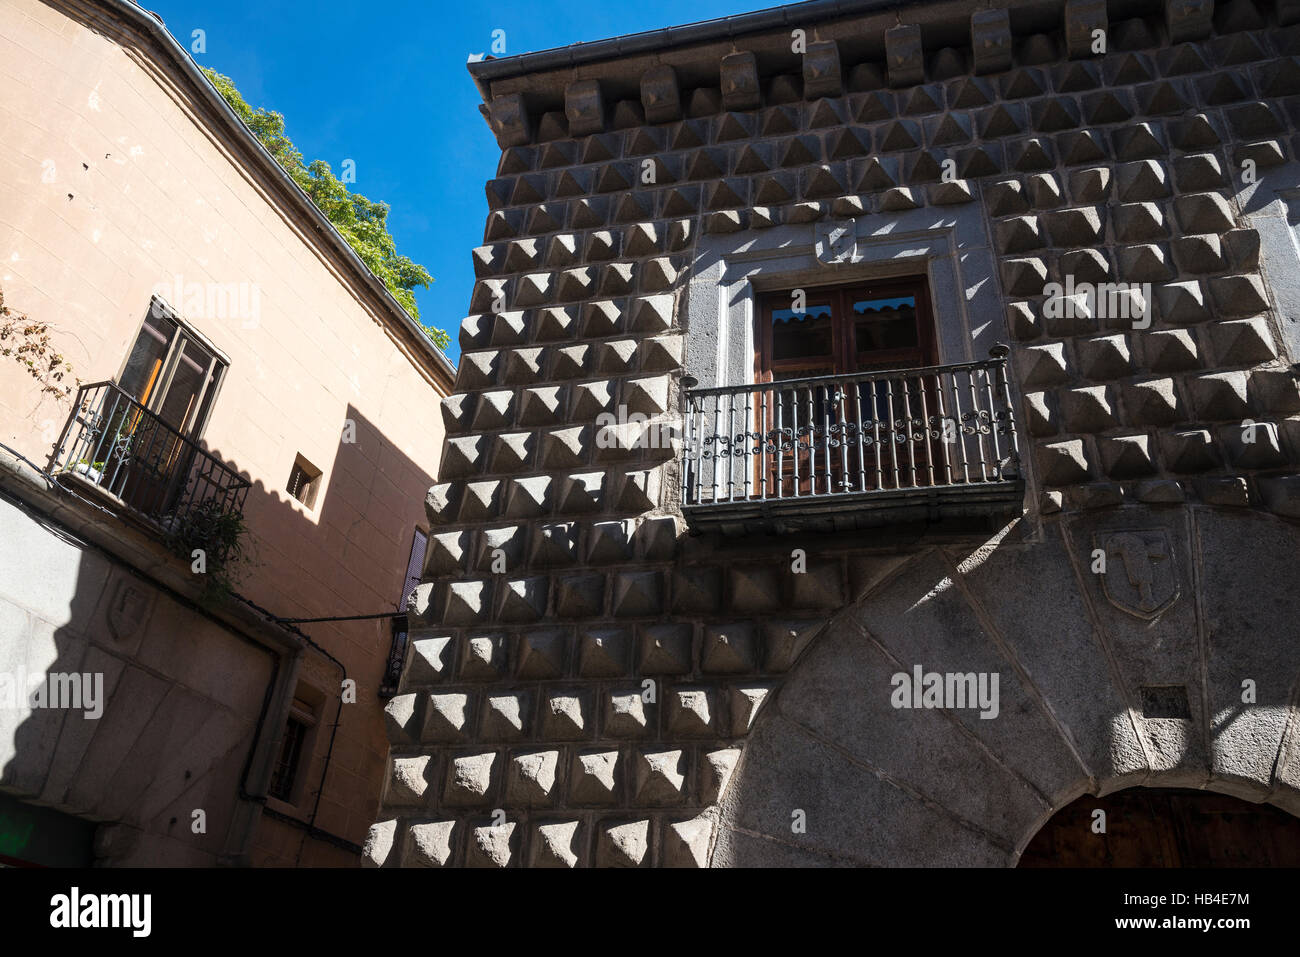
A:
[268,695,318,803]
[286,454,322,508]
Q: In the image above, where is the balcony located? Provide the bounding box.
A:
[49,381,251,563]
[680,347,1024,536]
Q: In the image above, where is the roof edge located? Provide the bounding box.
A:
[96,0,456,387]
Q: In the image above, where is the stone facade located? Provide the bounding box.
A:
[368,0,1300,867]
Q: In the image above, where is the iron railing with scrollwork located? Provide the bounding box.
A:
[48,382,251,554]
[681,347,1021,509]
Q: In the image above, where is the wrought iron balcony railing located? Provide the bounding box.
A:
[681,347,1023,534]
[49,381,251,560]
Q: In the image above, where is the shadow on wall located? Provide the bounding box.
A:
[1,403,431,866]
[712,508,1300,867]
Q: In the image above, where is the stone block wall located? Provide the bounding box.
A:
[367,0,1300,866]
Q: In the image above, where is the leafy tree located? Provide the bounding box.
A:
[204,69,448,349]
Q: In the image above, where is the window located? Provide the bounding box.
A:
[117,299,227,438]
[757,276,936,382]
[286,454,322,508]
[268,694,318,804]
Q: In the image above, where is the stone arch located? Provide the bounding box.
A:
[710,504,1300,866]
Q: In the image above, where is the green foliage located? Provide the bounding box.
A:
[203,69,449,350]
[164,498,252,603]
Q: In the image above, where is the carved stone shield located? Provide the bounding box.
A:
[107,577,152,641]
[1094,529,1180,620]
[815,219,856,265]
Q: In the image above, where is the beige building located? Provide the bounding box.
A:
[0,0,452,864]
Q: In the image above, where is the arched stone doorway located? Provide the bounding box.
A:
[1018,788,1300,867]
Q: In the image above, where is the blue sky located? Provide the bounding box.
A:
[144,0,760,362]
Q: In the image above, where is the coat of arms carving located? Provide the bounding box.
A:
[1094,529,1180,620]
[815,219,857,265]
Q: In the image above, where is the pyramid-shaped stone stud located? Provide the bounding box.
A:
[617,469,661,511]
[554,168,591,198]
[1023,392,1055,436]
[1120,243,1173,283]
[1002,68,1046,100]
[1061,386,1117,433]
[1078,335,1132,380]
[441,436,483,479]
[1113,123,1164,161]
[502,347,543,385]
[878,119,921,152]
[1059,130,1106,166]
[530,520,579,566]
[541,692,588,740]
[1043,206,1104,246]
[404,635,453,687]
[827,127,872,160]
[605,689,649,737]
[1172,235,1224,275]
[465,822,516,868]
[1114,202,1167,243]
[634,749,687,805]
[531,821,581,868]
[1068,166,1111,204]
[667,687,714,736]
[984,179,1028,216]
[570,381,613,420]
[458,481,502,523]
[1036,439,1092,485]
[585,230,618,261]
[473,244,504,276]
[498,577,548,623]
[1138,81,1188,116]
[612,571,662,617]
[551,344,589,380]
[1014,139,1056,174]
[1099,433,1157,478]
[555,267,594,301]
[424,531,467,576]
[623,375,669,415]
[578,627,631,677]
[383,693,420,744]
[467,390,510,431]
[596,339,638,375]
[456,351,499,390]
[462,634,506,681]
[517,629,568,679]
[641,258,679,292]
[1001,257,1048,297]
[600,262,636,296]
[763,620,825,671]
[1189,371,1251,420]
[754,173,795,205]
[580,299,621,336]
[404,821,456,868]
[1161,428,1218,473]
[516,386,563,427]
[1144,329,1200,373]
[671,567,722,613]
[1034,96,1081,131]
[386,755,432,806]
[491,310,528,346]
[483,692,530,740]
[587,519,633,563]
[1019,343,1071,390]
[702,622,757,673]
[1174,193,1235,234]
[506,750,559,806]
[701,748,742,803]
[995,216,1043,255]
[614,192,652,225]
[422,692,471,743]
[490,432,534,474]
[624,222,660,257]
[554,573,604,618]
[484,210,520,242]
[443,751,496,806]
[731,684,774,735]
[1007,301,1038,341]
[503,476,550,518]
[571,197,608,229]
[557,472,604,514]
[1124,378,1181,426]
[597,820,650,868]
[639,623,692,674]
[1224,421,1287,469]
[929,180,974,205]
[1208,275,1269,318]
[1210,318,1276,365]
[641,335,683,373]
[662,815,714,868]
[1116,160,1169,202]
[478,524,523,576]
[571,750,620,805]
[526,205,565,235]
[442,580,487,626]
[729,565,780,614]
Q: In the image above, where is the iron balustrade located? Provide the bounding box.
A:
[681,347,1021,511]
[49,381,250,557]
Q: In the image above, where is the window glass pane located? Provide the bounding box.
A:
[771,303,834,361]
[118,314,177,405]
[155,337,214,433]
[853,295,918,353]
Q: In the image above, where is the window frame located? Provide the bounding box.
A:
[115,296,230,439]
[755,275,938,384]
